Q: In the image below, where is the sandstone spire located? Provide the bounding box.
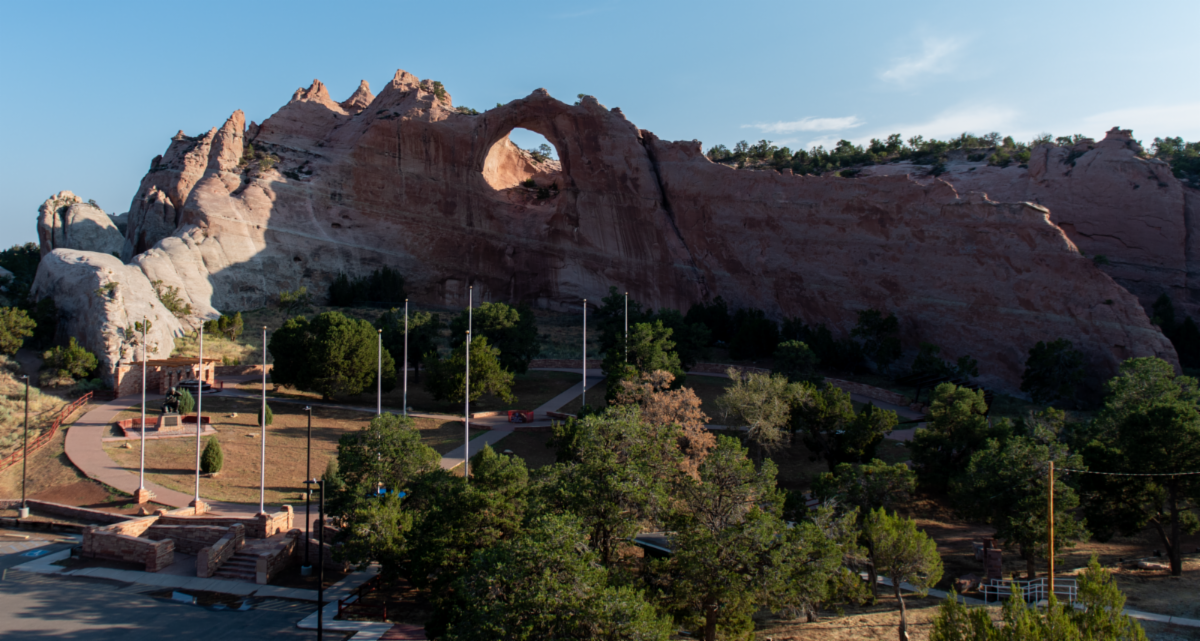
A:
[341,80,375,112]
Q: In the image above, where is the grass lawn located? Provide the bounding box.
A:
[101,396,460,505]
[493,431,557,470]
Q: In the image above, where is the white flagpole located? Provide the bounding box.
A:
[260,326,267,515]
[464,330,471,481]
[139,317,146,492]
[403,299,408,417]
[377,329,382,416]
[194,324,203,504]
[582,299,587,409]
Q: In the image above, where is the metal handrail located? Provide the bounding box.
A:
[981,577,1077,603]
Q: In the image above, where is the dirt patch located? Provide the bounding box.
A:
[101,396,460,505]
[755,593,943,640]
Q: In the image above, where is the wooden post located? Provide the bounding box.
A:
[1048,460,1055,597]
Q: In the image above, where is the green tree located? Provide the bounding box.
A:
[201,437,223,474]
[450,302,541,374]
[329,413,440,522]
[441,514,672,641]
[257,402,274,427]
[728,308,779,360]
[534,406,680,566]
[659,436,853,641]
[424,335,515,404]
[794,384,897,469]
[376,308,439,383]
[716,368,807,461]
[594,286,654,356]
[177,388,195,415]
[203,312,244,340]
[864,508,943,641]
[684,296,734,344]
[851,309,902,372]
[268,311,397,400]
[773,340,821,384]
[0,307,36,355]
[931,556,1147,641]
[602,320,684,401]
[407,446,530,636]
[328,267,407,307]
[1077,357,1200,576]
[41,337,98,382]
[654,308,710,370]
[1021,338,1085,404]
[952,410,1089,578]
[910,342,978,379]
[812,459,916,597]
[910,383,1009,493]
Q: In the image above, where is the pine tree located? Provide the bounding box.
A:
[201,437,223,474]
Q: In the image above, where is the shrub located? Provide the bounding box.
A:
[328,267,406,307]
[177,388,195,415]
[41,337,98,383]
[277,286,311,313]
[203,312,244,340]
[258,402,274,427]
[269,311,397,400]
[151,280,192,318]
[772,340,820,384]
[201,437,223,474]
[0,307,35,355]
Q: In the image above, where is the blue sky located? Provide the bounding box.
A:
[2,0,1197,244]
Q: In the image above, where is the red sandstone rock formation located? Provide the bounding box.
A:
[859,129,1200,318]
[34,70,1178,392]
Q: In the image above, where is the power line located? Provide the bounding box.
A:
[1057,468,1200,477]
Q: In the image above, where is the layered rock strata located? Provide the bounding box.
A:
[33,70,1178,392]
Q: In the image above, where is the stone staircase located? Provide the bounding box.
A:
[213,550,257,582]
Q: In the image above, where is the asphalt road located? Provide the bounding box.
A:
[0,533,343,641]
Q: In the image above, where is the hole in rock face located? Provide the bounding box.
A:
[482,128,563,199]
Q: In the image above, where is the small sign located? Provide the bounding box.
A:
[22,549,48,557]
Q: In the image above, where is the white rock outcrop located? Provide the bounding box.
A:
[30,250,184,383]
[37,191,127,258]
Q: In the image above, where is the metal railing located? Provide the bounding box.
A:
[980,577,1077,604]
[0,390,115,472]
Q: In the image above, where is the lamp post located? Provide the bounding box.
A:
[18,375,29,519]
[305,478,326,640]
[403,299,408,417]
[138,317,147,499]
[464,329,470,481]
[193,324,203,506]
[260,325,267,515]
[302,405,313,576]
[582,299,587,409]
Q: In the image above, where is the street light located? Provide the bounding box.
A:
[304,478,326,640]
[301,405,313,577]
[18,374,29,519]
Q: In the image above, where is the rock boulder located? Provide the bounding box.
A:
[37,191,127,258]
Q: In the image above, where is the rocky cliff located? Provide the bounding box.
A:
[857,130,1200,318]
[31,69,1178,392]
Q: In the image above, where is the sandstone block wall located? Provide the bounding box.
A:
[196,524,245,578]
[145,524,229,555]
[156,506,292,539]
[255,529,299,584]
[82,515,174,572]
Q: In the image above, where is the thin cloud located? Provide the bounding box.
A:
[879,37,965,84]
[742,116,864,135]
[797,105,1021,151]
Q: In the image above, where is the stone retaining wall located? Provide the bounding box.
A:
[145,524,229,555]
[215,364,273,376]
[82,515,174,572]
[256,529,299,584]
[156,506,293,539]
[196,524,244,578]
[0,500,129,525]
[294,536,349,572]
[825,378,913,407]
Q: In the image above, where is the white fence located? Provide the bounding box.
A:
[980,577,1077,604]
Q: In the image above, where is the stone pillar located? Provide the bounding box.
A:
[189,499,210,515]
[134,487,155,504]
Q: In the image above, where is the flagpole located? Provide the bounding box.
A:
[464,330,471,481]
[582,299,587,409]
[377,329,382,416]
[194,324,203,504]
[403,299,408,417]
[260,325,267,515]
[139,317,146,493]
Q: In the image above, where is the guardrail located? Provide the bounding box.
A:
[337,575,392,621]
[980,577,1077,603]
[0,390,115,472]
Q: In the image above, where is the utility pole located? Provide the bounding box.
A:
[1048,460,1055,596]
